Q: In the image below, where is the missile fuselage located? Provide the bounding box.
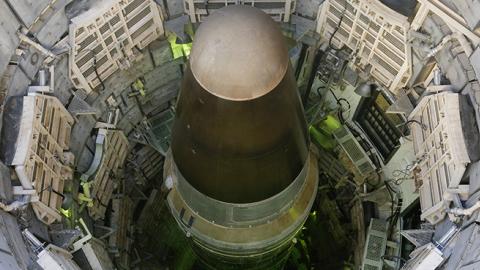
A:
[164,5,318,269]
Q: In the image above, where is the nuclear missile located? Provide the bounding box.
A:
[164,5,318,269]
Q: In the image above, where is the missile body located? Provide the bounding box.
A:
[164,5,318,269]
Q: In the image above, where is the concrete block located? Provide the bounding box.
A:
[85,90,100,105]
[76,147,94,173]
[164,0,184,17]
[89,55,154,108]
[458,52,472,69]
[144,62,181,92]
[54,56,74,105]
[291,15,317,40]
[436,47,468,91]
[117,118,134,136]
[457,52,476,82]
[84,134,96,153]
[24,205,50,241]
[118,89,138,114]
[144,79,179,105]
[0,1,21,78]
[467,70,477,82]
[35,4,70,47]
[462,81,480,136]
[122,105,144,128]
[70,115,96,163]
[430,13,452,35]
[422,17,449,45]
[452,0,480,31]
[295,0,322,19]
[6,67,30,97]
[467,161,480,196]
[469,47,480,82]
[149,40,174,66]
[141,80,179,115]
[17,47,46,81]
[5,0,51,27]
[0,210,34,269]
[442,220,475,270]
[163,15,189,43]
[0,162,13,201]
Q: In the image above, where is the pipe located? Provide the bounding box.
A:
[434,225,458,251]
[425,32,473,59]
[38,70,46,86]
[23,229,44,249]
[0,187,38,212]
[433,68,442,86]
[447,201,480,217]
[0,200,28,212]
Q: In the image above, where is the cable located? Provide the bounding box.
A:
[93,55,106,91]
[399,119,427,134]
[337,97,351,123]
[315,86,325,97]
[328,1,347,51]
[405,119,427,130]
[397,119,427,141]
[385,158,423,185]
[384,178,403,240]
[309,72,335,124]
[83,49,106,91]
[384,180,395,218]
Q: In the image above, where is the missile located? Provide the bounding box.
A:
[164,5,318,269]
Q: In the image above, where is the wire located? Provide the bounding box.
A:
[93,55,106,91]
[337,97,351,123]
[328,16,345,51]
[405,119,427,130]
[82,49,106,91]
[309,72,335,124]
[328,17,343,50]
[386,158,423,185]
[399,119,427,134]
[328,1,347,51]
[315,86,325,96]
[397,119,427,141]
[384,179,402,239]
[384,180,395,217]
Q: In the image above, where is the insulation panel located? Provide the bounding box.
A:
[409,92,470,224]
[316,0,411,94]
[12,94,74,225]
[109,197,133,268]
[69,0,164,93]
[184,0,295,23]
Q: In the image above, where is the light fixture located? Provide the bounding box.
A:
[354,82,376,97]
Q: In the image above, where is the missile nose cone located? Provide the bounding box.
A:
[190,5,289,101]
[171,6,308,203]
[166,7,319,267]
